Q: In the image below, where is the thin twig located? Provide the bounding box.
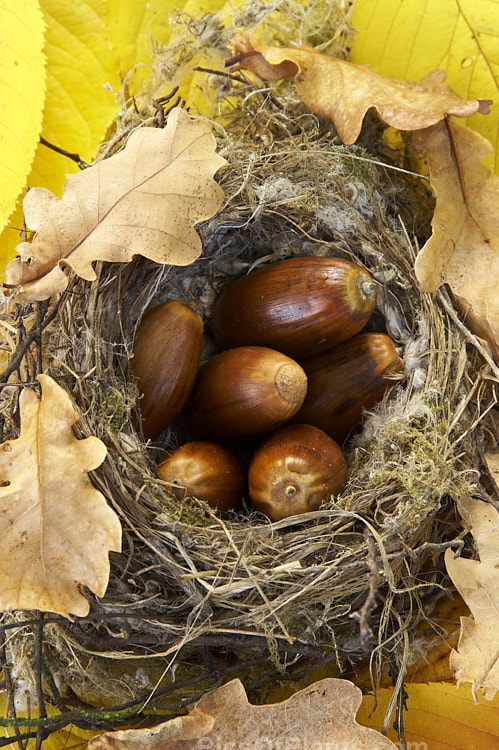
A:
[40,137,89,169]
[0,298,64,384]
[437,289,499,380]
[0,630,26,750]
[193,65,248,84]
[394,684,409,750]
[354,531,380,651]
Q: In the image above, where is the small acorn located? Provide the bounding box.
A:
[184,346,308,441]
[211,256,377,359]
[248,424,347,521]
[295,333,404,441]
[130,299,203,440]
[157,442,247,512]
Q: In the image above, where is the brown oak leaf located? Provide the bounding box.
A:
[445,495,499,701]
[226,32,490,144]
[414,119,499,360]
[5,107,226,302]
[0,374,121,617]
[88,677,397,750]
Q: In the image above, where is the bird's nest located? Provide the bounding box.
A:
[1,0,497,732]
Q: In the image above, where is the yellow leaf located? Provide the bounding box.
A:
[356,682,499,749]
[35,0,121,181]
[6,108,226,302]
[227,32,489,144]
[0,374,121,618]
[350,0,499,172]
[0,694,100,749]
[105,0,231,82]
[105,0,177,98]
[0,0,46,237]
[0,199,26,280]
[0,0,233,279]
[0,0,121,275]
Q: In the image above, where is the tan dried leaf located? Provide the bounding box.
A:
[227,32,490,144]
[0,374,121,617]
[5,107,226,302]
[88,677,397,750]
[485,450,499,496]
[414,119,499,360]
[445,495,499,701]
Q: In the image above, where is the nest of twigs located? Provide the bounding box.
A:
[1,0,496,734]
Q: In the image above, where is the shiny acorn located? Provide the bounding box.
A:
[184,346,308,441]
[130,299,203,440]
[157,441,247,512]
[295,333,404,442]
[248,424,347,521]
[211,256,377,359]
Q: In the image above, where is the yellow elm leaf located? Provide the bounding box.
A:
[105,0,178,98]
[0,693,102,749]
[6,108,226,302]
[34,0,121,181]
[0,0,46,236]
[0,0,122,275]
[356,682,499,749]
[350,0,499,172]
[105,0,230,83]
[0,374,121,618]
[0,199,26,282]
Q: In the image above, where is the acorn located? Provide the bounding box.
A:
[295,333,404,442]
[157,442,247,512]
[248,424,347,521]
[130,299,203,439]
[184,346,308,441]
[211,256,376,359]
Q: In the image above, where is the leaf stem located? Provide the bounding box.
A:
[39,137,89,170]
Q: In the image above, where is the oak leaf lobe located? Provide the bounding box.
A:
[0,374,121,617]
[445,495,499,701]
[414,119,499,360]
[88,677,397,750]
[227,32,490,144]
[6,107,226,302]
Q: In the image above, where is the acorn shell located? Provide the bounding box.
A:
[157,442,246,512]
[130,300,203,440]
[184,346,308,441]
[211,256,376,359]
[295,333,404,441]
[248,424,347,521]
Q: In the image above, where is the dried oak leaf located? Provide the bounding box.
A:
[5,107,226,302]
[0,374,121,617]
[226,32,490,144]
[414,119,499,360]
[88,677,397,750]
[485,450,499,496]
[445,495,499,701]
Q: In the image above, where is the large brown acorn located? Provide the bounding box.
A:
[248,424,347,521]
[295,333,404,442]
[130,299,203,439]
[211,256,376,359]
[157,442,247,512]
[184,346,308,440]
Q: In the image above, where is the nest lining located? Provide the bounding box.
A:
[5,121,480,704]
[1,2,495,719]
